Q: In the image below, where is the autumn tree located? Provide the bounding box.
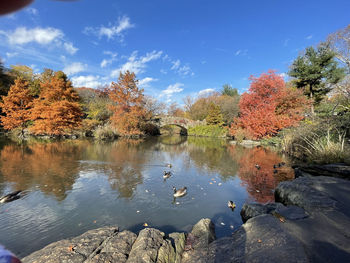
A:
[10,65,41,96]
[167,102,185,117]
[0,78,33,136]
[289,44,345,114]
[206,102,224,126]
[108,71,147,135]
[30,71,83,135]
[230,71,309,139]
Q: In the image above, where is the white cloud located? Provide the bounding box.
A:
[235,50,241,56]
[111,50,163,77]
[71,75,104,88]
[306,35,313,40]
[6,52,18,58]
[26,7,38,16]
[171,59,181,70]
[160,83,184,99]
[84,15,134,41]
[63,62,87,76]
[2,26,78,54]
[100,51,117,68]
[7,27,63,45]
[138,77,158,88]
[235,49,248,56]
[64,42,78,55]
[279,73,287,79]
[170,59,193,76]
[198,88,215,96]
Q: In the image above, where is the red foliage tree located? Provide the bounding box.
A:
[0,78,33,134]
[108,71,147,135]
[230,71,309,139]
[30,72,83,135]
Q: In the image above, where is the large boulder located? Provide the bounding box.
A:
[126,228,165,263]
[22,226,118,263]
[181,218,215,263]
[208,214,309,263]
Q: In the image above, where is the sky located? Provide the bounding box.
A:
[0,0,349,104]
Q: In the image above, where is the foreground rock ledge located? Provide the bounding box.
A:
[22,175,350,263]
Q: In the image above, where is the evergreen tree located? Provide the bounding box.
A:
[288,44,345,114]
[221,84,238,97]
[206,102,224,126]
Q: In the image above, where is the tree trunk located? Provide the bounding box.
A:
[310,85,314,116]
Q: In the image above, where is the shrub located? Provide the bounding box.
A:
[93,124,118,141]
[188,125,227,137]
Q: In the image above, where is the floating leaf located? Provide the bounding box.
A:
[143,223,148,227]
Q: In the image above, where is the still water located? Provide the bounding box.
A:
[0,136,294,257]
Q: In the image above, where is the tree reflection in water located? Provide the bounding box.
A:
[228,145,294,203]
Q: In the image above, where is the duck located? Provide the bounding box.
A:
[0,190,22,203]
[273,169,278,174]
[173,186,187,197]
[163,171,172,179]
[273,164,278,169]
[227,200,236,210]
[255,164,261,170]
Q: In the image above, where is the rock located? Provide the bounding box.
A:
[208,214,309,263]
[181,218,215,263]
[240,203,281,222]
[157,239,176,263]
[275,204,308,220]
[126,228,165,263]
[88,230,137,263]
[22,226,118,263]
[168,232,186,263]
[295,163,350,179]
[240,203,308,222]
[275,176,350,212]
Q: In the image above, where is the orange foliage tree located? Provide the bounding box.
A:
[108,71,147,135]
[230,70,309,139]
[0,78,33,134]
[30,72,83,135]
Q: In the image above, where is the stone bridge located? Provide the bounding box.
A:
[149,115,205,130]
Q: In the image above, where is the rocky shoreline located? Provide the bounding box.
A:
[22,167,350,263]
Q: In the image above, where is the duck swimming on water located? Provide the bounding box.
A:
[0,190,22,203]
[227,200,236,210]
[163,171,172,179]
[255,164,261,170]
[173,186,187,197]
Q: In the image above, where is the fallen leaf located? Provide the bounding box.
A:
[218,183,222,186]
[68,245,74,252]
[279,217,286,223]
[258,239,262,243]
[143,223,148,227]
[136,210,140,213]
[93,220,97,223]
[209,182,213,185]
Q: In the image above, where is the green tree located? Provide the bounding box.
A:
[221,84,238,97]
[0,60,14,97]
[10,65,41,96]
[206,102,224,126]
[288,44,345,114]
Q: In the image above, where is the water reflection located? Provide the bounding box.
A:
[228,145,294,203]
[0,136,294,257]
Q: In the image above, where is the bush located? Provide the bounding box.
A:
[93,124,118,140]
[281,124,350,164]
[188,125,227,137]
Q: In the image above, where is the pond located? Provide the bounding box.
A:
[0,136,294,257]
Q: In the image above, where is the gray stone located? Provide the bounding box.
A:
[126,228,165,263]
[296,163,350,179]
[275,204,308,220]
[168,232,185,263]
[22,226,118,263]
[181,218,215,263]
[208,214,309,263]
[240,202,281,222]
[156,239,176,263]
[87,230,137,263]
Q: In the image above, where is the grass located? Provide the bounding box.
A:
[188,125,227,137]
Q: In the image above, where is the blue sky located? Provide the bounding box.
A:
[0,0,349,104]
